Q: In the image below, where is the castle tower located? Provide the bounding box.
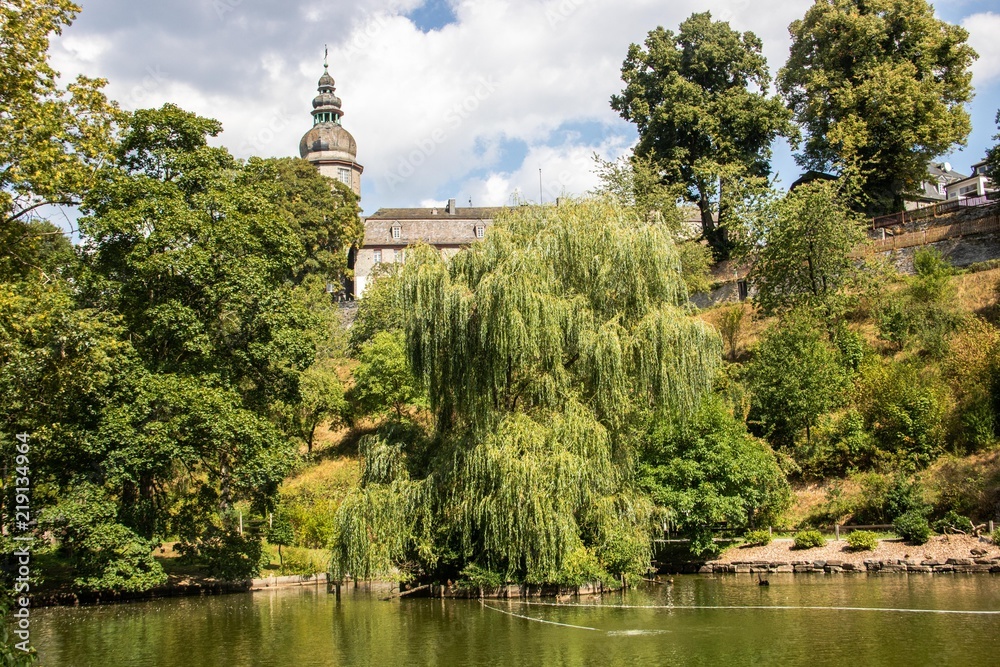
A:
[299,54,364,197]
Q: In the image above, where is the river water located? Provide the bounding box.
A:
[31,575,1000,666]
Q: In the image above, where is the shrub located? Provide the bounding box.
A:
[278,547,325,576]
[846,530,878,552]
[893,510,931,544]
[793,530,825,549]
[993,528,1000,546]
[932,510,973,535]
[743,529,772,547]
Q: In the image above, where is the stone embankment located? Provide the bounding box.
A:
[700,557,1000,575]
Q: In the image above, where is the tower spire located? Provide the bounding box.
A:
[324,44,328,70]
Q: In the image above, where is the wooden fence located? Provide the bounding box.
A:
[867,214,1000,253]
[871,191,1000,229]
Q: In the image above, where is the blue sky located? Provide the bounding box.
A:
[49,0,1000,215]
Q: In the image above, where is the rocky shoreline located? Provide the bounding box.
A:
[698,556,1000,574]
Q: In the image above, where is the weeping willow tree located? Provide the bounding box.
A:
[331,200,721,585]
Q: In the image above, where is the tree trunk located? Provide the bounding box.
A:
[699,189,730,261]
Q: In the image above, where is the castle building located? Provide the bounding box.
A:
[299,59,505,298]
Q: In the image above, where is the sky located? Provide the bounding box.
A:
[49,0,1000,216]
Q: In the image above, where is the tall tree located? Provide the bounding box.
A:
[747,311,848,447]
[331,200,721,585]
[740,180,868,317]
[612,12,793,260]
[778,0,977,215]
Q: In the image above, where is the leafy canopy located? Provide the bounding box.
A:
[0,0,121,225]
[612,11,793,259]
[778,0,976,214]
[740,180,868,317]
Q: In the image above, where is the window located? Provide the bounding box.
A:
[475,224,485,239]
[391,225,401,240]
[338,168,352,186]
[373,249,382,264]
[394,249,403,264]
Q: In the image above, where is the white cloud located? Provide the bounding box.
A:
[964,12,1000,85]
[45,0,908,210]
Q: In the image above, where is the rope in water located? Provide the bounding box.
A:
[505,600,1000,616]
[481,603,601,631]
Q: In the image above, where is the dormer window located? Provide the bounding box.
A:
[475,224,485,239]
[391,225,401,240]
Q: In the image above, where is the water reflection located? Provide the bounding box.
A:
[31,575,1000,666]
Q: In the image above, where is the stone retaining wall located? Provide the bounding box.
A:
[250,572,328,590]
[698,557,1000,574]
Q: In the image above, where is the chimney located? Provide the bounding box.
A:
[447,198,457,214]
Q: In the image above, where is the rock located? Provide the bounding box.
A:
[775,565,793,573]
[825,560,843,567]
[698,565,714,574]
[841,563,856,571]
[921,559,941,567]
[946,558,974,566]
[907,566,933,573]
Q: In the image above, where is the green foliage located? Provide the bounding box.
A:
[333,200,722,585]
[742,181,867,317]
[639,395,791,556]
[180,520,269,581]
[854,361,948,466]
[0,0,122,226]
[778,0,976,215]
[717,304,747,361]
[746,311,847,447]
[932,510,973,535]
[944,318,1000,451]
[275,546,325,576]
[557,546,613,587]
[799,410,879,478]
[267,507,294,570]
[457,563,507,590]
[676,240,714,296]
[743,529,772,547]
[845,530,878,552]
[349,264,403,352]
[40,485,166,593]
[993,527,1000,547]
[893,510,932,544]
[793,530,825,549]
[349,331,421,419]
[845,472,926,525]
[612,11,794,259]
[268,157,362,285]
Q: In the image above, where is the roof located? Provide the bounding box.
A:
[366,206,509,221]
[362,206,510,248]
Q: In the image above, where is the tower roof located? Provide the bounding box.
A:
[299,55,361,166]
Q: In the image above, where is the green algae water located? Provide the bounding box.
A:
[31,575,1000,666]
